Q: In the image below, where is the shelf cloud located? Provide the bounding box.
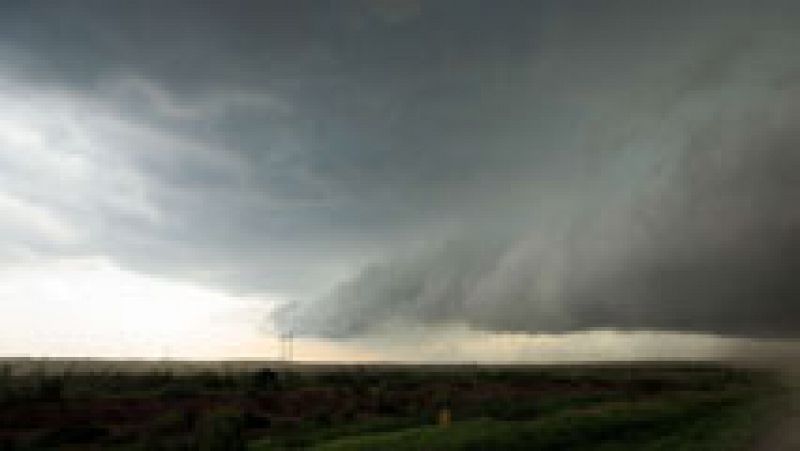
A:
[1,0,799,343]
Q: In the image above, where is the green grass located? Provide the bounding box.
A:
[248,417,423,450]
[0,361,778,450]
[292,391,763,451]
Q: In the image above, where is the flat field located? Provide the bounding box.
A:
[0,360,782,450]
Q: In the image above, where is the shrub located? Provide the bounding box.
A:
[251,368,278,390]
[148,410,193,436]
[196,409,246,451]
[31,425,107,446]
[159,384,196,400]
[242,411,272,429]
[0,437,16,451]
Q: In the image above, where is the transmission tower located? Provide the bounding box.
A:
[280,332,293,362]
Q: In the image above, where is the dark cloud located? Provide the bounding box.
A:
[0,1,798,337]
[281,108,800,338]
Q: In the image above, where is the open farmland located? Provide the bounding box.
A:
[0,360,782,450]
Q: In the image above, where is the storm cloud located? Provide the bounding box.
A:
[1,1,799,340]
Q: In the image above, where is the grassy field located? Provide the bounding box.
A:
[0,360,781,450]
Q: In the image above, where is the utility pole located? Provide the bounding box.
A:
[280,332,293,362]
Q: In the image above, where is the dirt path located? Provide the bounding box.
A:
[752,365,800,451]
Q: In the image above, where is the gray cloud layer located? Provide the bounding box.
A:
[1,1,799,337]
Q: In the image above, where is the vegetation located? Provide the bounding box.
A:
[0,360,780,450]
[305,392,763,450]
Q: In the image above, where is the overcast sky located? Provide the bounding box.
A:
[0,0,799,360]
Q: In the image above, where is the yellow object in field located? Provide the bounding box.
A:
[438,407,451,427]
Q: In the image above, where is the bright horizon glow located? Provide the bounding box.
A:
[1,257,795,363]
[0,257,278,359]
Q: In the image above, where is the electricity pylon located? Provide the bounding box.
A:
[280,332,293,362]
